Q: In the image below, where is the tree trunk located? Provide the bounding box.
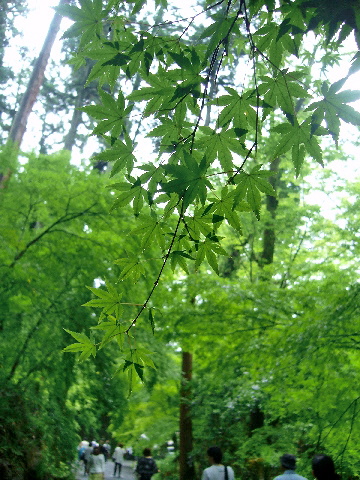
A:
[63,85,85,152]
[260,157,280,266]
[179,351,196,480]
[63,61,95,151]
[8,0,68,148]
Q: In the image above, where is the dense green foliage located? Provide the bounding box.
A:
[0,150,132,478]
[56,0,360,367]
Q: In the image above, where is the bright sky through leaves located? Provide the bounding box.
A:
[9,0,360,221]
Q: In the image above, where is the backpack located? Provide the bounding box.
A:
[136,457,158,479]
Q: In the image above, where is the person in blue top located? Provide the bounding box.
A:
[274,454,308,480]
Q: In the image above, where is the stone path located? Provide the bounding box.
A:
[76,459,136,480]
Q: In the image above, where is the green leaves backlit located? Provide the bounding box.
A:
[58,0,360,384]
[306,78,360,142]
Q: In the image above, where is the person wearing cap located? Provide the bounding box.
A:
[273,454,308,480]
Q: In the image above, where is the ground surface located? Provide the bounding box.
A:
[76,459,136,480]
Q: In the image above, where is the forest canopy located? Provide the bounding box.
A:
[54,0,360,365]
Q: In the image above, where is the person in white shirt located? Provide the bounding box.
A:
[113,442,126,478]
[202,446,235,480]
[88,446,105,480]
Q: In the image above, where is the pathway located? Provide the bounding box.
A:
[76,459,136,480]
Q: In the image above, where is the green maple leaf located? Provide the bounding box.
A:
[91,316,123,349]
[197,127,247,172]
[122,348,156,383]
[127,69,175,117]
[161,153,213,210]
[63,330,96,361]
[109,178,147,215]
[258,72,311,118]
[233,165,276,218]
[147,119,192,154]
[80,89,132,138]
[114,256,146,283]
[184,211,214,241]
[57,0,105,48]
[95,136,136,177]
[208,186,252,233]
[306,78,360,141]
[131,214,166,251]
[169,250,194,274]
[272,119,323,174]
[216,87,257,130]
[83,283,123,320]
[194,236,227,274]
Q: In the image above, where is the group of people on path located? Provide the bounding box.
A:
[78,440,158,480]
[201,448,340,480]
[78,441,107,479]
[78,439,339,480]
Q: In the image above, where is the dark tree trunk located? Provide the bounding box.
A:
[8,0,68,148]
[179,351,196,480]
[260,157,280,266]
[63,95,83,151]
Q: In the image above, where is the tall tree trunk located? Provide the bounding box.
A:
[63,62,94,152]
[260,157,281,266]
[8,0,68,148]
[63,92,84,152]
[179,351,196,480]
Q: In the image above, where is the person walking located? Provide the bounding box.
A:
[273,454,308,480]
[113,442,126,478]
[201,446,235,480]
[312,455,340,480]
[88,445,106,480]
[135,448,159,480]
[83,443,93,475]
[103,440,111,460]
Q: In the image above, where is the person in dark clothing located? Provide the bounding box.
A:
[312,455,341,480]
[100,440,109,460]
[135,448,158,480]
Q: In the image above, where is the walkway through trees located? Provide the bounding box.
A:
[76,459,136,480]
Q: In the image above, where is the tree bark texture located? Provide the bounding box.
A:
[63,93,84,152]
[261,157,280,266]
[63,61,95,151]
[8,0,69,148]
[179,351,196,480]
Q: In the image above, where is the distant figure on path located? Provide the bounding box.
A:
[99,439,110,460]
[103,439,111,460]
[83,443,93,475]
[135,448,159,480]
[312,455,341,480]
[113,442,126,478]
[88,445,105,480]
[274,454,308,480]
[201,446,235,480]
